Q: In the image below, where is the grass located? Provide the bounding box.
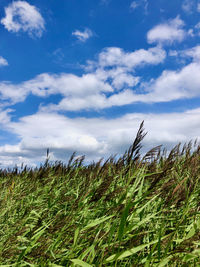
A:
[0,121,200,266]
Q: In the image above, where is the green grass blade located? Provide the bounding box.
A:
[118,200,133,241]
[82,215,114,231]
[70,259,93,267]
[106,235,170,262]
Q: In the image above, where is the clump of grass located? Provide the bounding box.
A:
[0,122,200,266]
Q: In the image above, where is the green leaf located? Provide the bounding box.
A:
[185,226,196,240]
[127,213,158,233]
[73,227,80,247]
[136,194,160,214]
[106,234,169,262]
[158,255,173,267]
[118,201,133,241]
[71,259,93,267]
[183,253,198,262]
[82,215,114,231]
[51,265,65,267]
[106,243,153,262]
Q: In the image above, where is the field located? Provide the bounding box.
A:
[0,122,200,266]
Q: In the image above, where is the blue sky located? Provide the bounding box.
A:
[0,0,200,167]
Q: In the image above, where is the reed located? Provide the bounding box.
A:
[0,122,200,266]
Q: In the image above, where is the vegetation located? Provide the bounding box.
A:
[0,122,200,266]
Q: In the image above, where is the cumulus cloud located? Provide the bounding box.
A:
[1,43,200,112]
[0,41,200,166]
[0,73,113,105]
[58,60,200,109]
[182,45,200,60]
[41,89,140,112]
[72,28,93,42]
[168,45,200,60]
[1,44,200,111]
[0,108,200,167]
[91,46,166,69]
[147,16,186,45]
[0,56,8,67]
[1,1,45,38]
[86,46,166,92]
[140,62,200,102]
[0,46,166,110]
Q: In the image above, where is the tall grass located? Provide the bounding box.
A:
[0,122,200,266]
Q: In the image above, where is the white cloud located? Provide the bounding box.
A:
[1,108,200,167]
[0,108,12,124]
[198,2,200,12]
[1,1,45,38]
[130,0,148,13]
[194,22,200,36]
[195,22,200,29]
[1,44,200,112]
[168,50,178,57]
[37,60,200,111]
[100,0,111,5]
[182,0,200,14]
[0,73,113,105]
[0,56,8,67]
[95,46,166,68]
[188,28,195,37]
[0,46,166,110]
[147,16,186,45]
[141,62,200,102]
[130,1,139,10]
[41,89,139,112]
[182,0,195,13]
[2,45,200,111]
[72,28,93,42]
[182,45,200,61]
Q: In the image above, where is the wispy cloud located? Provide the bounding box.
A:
[0,56,8,67]
[194,22,200,36]
[130,0,148,13]
[100,0,111,5]
[72,28,93,42]
[1,1,45,38]
[130,1,139,10]
[147,16,186,45]
[182,0,195,13]
[181,0,200,14]
[198,2,200,12]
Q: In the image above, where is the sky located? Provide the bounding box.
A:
[0,0,200,167]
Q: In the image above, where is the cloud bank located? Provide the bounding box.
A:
[1,44,200,111]
[0,108,200,167]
